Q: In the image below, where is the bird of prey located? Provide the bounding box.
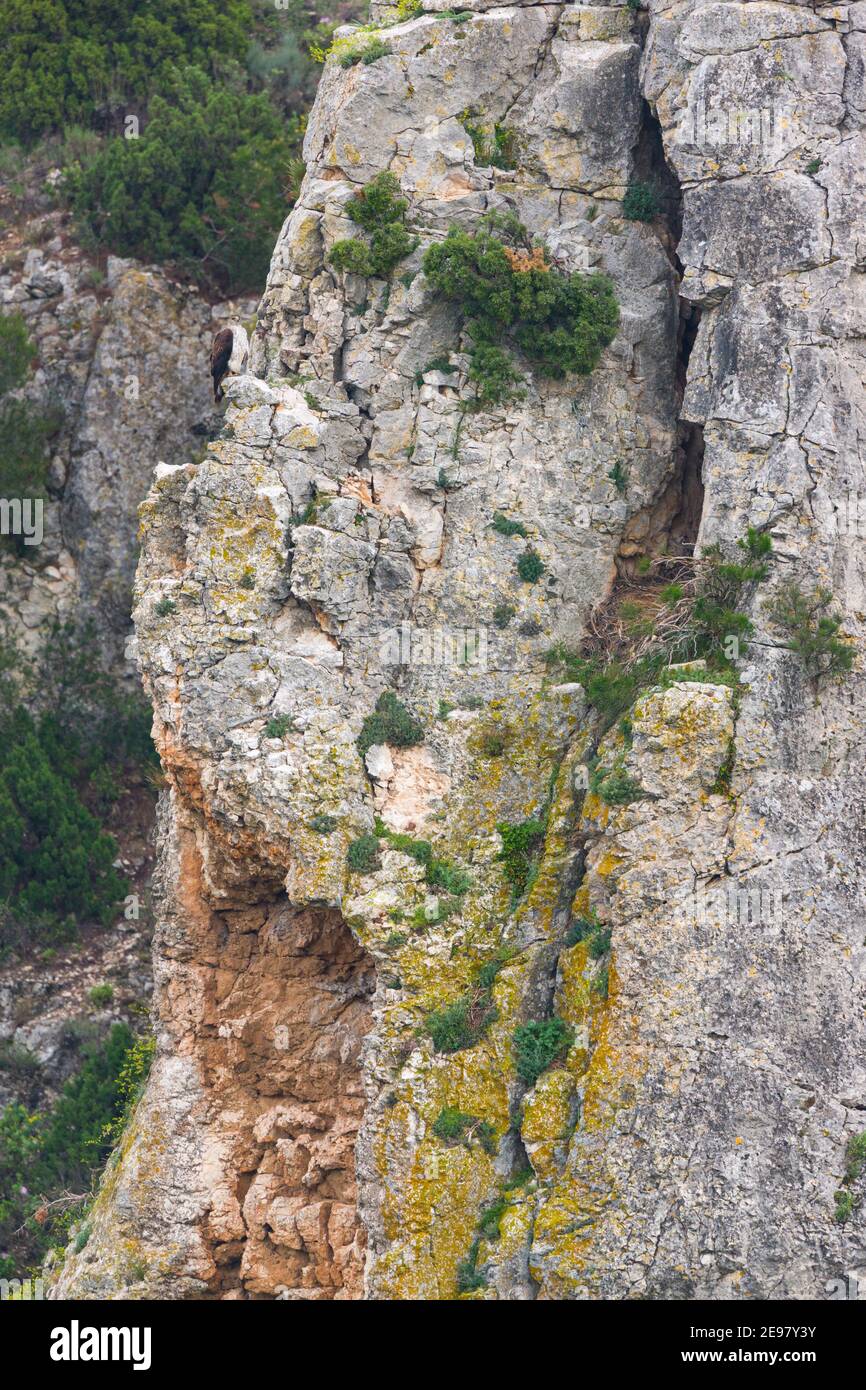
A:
[210,323,250,403]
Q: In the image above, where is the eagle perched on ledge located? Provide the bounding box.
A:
[210,323,250,402]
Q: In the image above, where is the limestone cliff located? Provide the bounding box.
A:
[53,0,865,1300]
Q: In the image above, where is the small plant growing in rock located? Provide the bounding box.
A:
[491,512,528,538]
[496,817,546,901]
[608,460,628,494]
[513,1017,573,1085]
[622,180,660,222]
[517,549,544,583]
[310,813,338,834]
[329,171,417,279]
[589,756,645,807]
[264,714,294,739]
[424,988,497,1053]
[493,602,515,629]
[154,597,176,617]
[431,1107,496,1153]
[357,689,424,756]
[88,984,113,1007]
[591,966,610,1000]
[766,582,853,683]
[238,568,255,589]
[346,833,380,873]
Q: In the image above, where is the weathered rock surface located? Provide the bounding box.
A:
[54,1,866,1300]
[0,234,254,666]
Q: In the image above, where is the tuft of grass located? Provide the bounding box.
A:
[492,512,528,538]
[358,690,424,757]
[346,833,380,874]
[622,180,659,222]
[309,813,338,835]
[513,1017,573,1085]
[517,549,544,583]
[495,817,546,901]
[264,714,294,739]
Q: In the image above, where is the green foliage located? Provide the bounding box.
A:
[424,986,497,1054]
[844,1131,866,1183]
[592,966,609,1000]
[0,1022,150,1277]
[513,1017,573,1085]
[493,602,515,629]
[622,180,659,222]
[564,910,600,948]
[495,817,546,900]
[0,705,127,929]
[834,1190,855,1224]
[67,66,299,295]
[329,171,416,278]
[346,833,380,874]
[87,984,113,1007]
[310,813,338,835]
[0,312,60,530]
[459,110,517,169]
[154,597,176,617]
[0,644,149,962]
[0,310,33,396]
[517,549,544,583]
[0,0,253,142]
[357,689,424,756]
[608,460,628,494]
[264,714,294,738]
[589,756,645,807]
[766,581,852,683]
[491,512,528,538]
[431,1106,488,1147]
[422,216,619,411]
[456,1255,487,1292]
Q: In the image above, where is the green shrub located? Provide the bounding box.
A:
[0,706,127,927]
[517,549,544,583]
[357,690,424,756]
[766,582,852,682]
[154,597,176,617]
[591,966,609,1000]
[456,1254,486,1292]
[834,1189,855,1224]
[844,1131,866,1183]
[0,0,253,142]
[622,181,659,222]
[346,833,380,874]
[496,818,546,900]
[564,911,600,948]
[264,714,294,738]
[424,986,497,1054]
[491,512,528,538]
[0,310,33,395]
[329,171,416,278]
[67,66,299,295]
[310,813,338,835]
[422,215,619,409]
[459,110,518,169]
[0,312,61,531]
[608,460,628,494]
[513,1017,573,1085]
[87,984,114,1008]
[431,1107,474,1143]
[0,1021,153,1277]
[493,602,515,628]
[589,757,645,807]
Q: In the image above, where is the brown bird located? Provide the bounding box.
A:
[210,324,249,403]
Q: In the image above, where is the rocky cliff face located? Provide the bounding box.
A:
[0,227,253,668]
[53,0,866,1300]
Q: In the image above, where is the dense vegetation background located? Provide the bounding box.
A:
[0,0,362,293]
[0,0,361,1281]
